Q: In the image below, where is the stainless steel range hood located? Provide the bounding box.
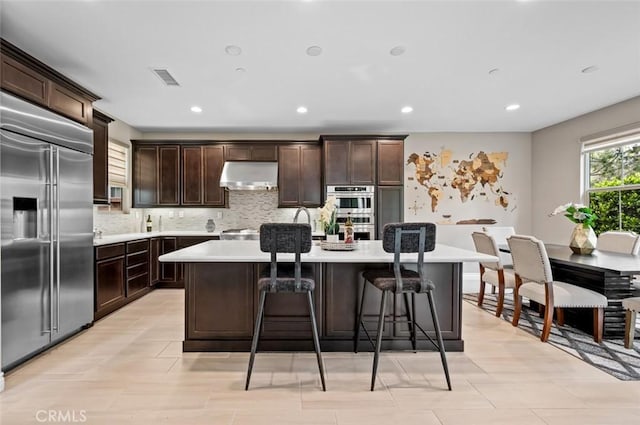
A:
[219,161,278,190]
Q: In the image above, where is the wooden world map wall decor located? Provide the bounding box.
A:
[406,148,516,225]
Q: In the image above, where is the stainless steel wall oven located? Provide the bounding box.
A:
[326,185,375,240]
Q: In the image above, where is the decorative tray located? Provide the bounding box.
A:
[320,241,357,251]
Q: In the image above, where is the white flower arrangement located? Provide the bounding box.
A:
[550,202,597,228]
[318,195,339,235]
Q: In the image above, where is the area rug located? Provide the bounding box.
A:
[463,292,640,381]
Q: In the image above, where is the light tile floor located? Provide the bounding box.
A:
[2,289,640,424]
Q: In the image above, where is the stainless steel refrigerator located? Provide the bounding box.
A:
[1,91,94,371]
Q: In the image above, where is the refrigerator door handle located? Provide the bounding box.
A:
[54,146,60,333]
[46,145,55,334]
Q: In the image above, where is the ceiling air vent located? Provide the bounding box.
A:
[152,68,180,86]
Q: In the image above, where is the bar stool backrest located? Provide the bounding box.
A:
[259,223,312,292]
[382,222,436,293]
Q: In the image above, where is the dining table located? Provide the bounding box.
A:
[499,243,640,338]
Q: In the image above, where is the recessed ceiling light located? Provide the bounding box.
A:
[581,65,599,74]
[296,106,308,114]
[488,68,500,75]
[225,45,242,56]
[505,104,520,111]
[401,106,413,114]
[190,106,203,113]
[390,46,406,56]
[306,46,322,56]
[235,67,246,73]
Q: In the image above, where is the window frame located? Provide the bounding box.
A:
[97,139,131,213]
[582,126,640,232]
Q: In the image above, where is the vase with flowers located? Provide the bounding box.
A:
[550,202,598,255]
[318,195,340,243]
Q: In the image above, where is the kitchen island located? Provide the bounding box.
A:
[159,240,496,352]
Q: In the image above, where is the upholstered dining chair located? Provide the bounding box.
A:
[354,223,451,391]
[482,226,516,268]
[596,231,640,255]
[507,234,608,342]
[471,232,517,317]
[622,297,640,349]
[245,223,326,391]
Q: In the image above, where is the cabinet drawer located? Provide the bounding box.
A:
[127,273,149,297]
[127,251,148,267]
[127,239,149,254]
[96,243,125,260]
[127,262,148,279]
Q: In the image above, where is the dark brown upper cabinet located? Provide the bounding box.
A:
[377,139,405,186]
[278,144,322,208]
[224,143,277,161]
[92,110,114,205]
[133,143,180,207]
[0,38,99,125]
[322,138,376,185]
[182,145,226,207]
[158,146,180,205]
[48,82,91,125]
[1,55,49,105]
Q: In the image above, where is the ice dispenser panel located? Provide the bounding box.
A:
[13,197,37,239]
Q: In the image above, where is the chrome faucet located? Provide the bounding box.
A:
[293,206,311,225]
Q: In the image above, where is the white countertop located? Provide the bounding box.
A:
[94,230,327,246]
[93,230,221,246]
[158,240,497,264]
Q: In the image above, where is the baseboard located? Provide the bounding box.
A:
[0,372,4,392]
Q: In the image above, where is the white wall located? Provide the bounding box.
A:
[109,117,143,143]
[532,96,640,244]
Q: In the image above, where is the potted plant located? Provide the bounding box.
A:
[550,202,598,254]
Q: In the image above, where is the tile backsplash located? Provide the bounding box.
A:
[94,191,319,235]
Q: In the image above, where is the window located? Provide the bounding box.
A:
[583,128,640,235]
[99,140,129,212]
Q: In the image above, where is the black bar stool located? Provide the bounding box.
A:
[354,222,451,391]
[245,223,326,391]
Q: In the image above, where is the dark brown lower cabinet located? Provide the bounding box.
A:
[187,262,255,342]
[260,264,321,339]
[157,237,179,286]
[94,239,153,320]
[150,237,161,285]
[95,254,125,320]
[325,263,460,348]
[183,261,463,352]
[155,236,219,288]
[126,239,149,297]
[323,263,392,340]
[94,240,150,320]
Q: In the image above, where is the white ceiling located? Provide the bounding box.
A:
[1,0,639,133]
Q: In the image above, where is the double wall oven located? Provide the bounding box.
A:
[326,185,375,240]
